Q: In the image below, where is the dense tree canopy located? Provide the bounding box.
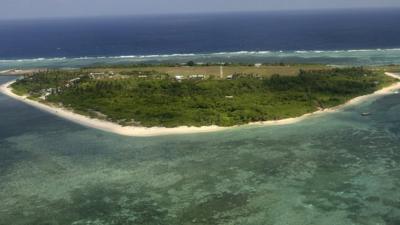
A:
[11,67,395,127]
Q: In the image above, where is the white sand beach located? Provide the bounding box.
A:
[0,69,43,76]
[1,72,399,137]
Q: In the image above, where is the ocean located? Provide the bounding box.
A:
[1,8,400,225]
[1,75,400,224]
[1,8,400,69]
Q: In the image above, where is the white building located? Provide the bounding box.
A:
[189,74,205,79]
[175,75,184,81]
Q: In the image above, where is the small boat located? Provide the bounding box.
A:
[394,90,399,94]
[361,112,371,116]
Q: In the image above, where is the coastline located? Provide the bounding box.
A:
[1,72,399,137]
[0,69,43,76]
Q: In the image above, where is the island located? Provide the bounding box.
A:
[2,63,400,136]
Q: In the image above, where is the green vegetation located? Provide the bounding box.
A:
[11,66,396,127]
[83,63,329,78]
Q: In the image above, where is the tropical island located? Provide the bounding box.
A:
[2,63,400,135]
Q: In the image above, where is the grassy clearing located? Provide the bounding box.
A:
[11,66,396,127]
[83,64,330,78]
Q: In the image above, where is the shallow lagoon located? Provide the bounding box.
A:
[1,76,400,225]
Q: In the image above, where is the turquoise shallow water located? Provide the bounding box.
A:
[2,49,400,70]
[1,76,400,225]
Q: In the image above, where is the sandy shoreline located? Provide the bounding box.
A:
[1,72,399,137]
[0,68,43,76]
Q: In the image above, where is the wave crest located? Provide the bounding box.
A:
[1,48,400,63]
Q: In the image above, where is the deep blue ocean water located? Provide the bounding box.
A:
[1,8,400,69]
[1,9,400,224]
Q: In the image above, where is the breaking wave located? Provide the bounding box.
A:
[0,48,399,63]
